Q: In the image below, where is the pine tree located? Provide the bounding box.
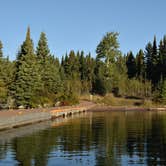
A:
[36,32,50,60]
[151,36,159,84]
[126,51,136,78]
[84,53,95,93]
[36,32,62,105]
[136,49,145,79]
[157,36,166,87]
[93,59,110,95]
[63,53,70,79]
[0,40,3,58]
[14,27,42,108]
[79,51,87,80]
[145,42,153,80]
[68,50,80,79]
[152,36,158,65]
[158,40,164,80]
[0,41,8,105]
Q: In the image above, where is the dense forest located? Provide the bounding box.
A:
[0,27,166,108]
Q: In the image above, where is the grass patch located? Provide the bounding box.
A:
[96,94,143,106]
[80,93,162,107]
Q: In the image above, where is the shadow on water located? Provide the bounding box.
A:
[0,111,166,165]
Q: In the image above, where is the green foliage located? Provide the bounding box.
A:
[93,60,111,95]
[0,79,7,104]
[14,27,42,108]
[161,80,166,103]
[126,51,136,78]
[2,30,166,108]
[95,32,125,96]
[111,55,128,96]
[145,42,153,80]
[124,79,152,98]
[36,32,63,106]
[0,41,15,107]
[136,49,145,79]
[96,32,120,67]
[36,32,50,59]
[0,40,3,58]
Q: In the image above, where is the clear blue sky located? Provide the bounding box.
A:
[0,0,166,60]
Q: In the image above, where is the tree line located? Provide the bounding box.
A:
[0,28,165,108]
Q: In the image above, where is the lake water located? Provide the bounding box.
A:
[0,111,166,166]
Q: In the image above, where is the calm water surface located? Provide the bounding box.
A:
[0,111,166,166]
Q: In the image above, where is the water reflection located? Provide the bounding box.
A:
[0,111,166,165]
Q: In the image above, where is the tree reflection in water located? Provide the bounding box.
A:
[0,111,166,166]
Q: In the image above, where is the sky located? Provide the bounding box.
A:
[0,0,166,60]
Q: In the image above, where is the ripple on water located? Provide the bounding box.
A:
[0,111,166,165]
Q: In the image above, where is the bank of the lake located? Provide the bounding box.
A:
[0,101,95,131]
[1,100,166,131]
[88,104,166,112]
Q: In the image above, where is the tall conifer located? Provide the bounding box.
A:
[14,27,42,107]
[0,41,3,58]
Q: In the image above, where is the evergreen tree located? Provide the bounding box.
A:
[145,42,153,80]
[151,36,159,84]
[0,41,15,107]
[93,60,108,95]
[14,27,42,108]
[68,50,80,79]
[159,36,166,79]
[126,51,136,78]
[158,40,164,80]
[152,36,158,66]
[36,32,50,60]
[79,51,87,80]
[36,32,62,105]
[0,41,8,105]
[0,40,3,58]
[136,49,145,79]
[63,53,70,79]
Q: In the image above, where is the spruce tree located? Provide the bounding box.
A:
[161,36,166,78]
[14,27,42,108]
[68,50,80,79]
[136,49,145,79]
[93,59,108,95]
[152,36,158,65]
[0,40,8,105]
[36,32,50,60]
[126,51,136,78]
[79,51,87,80]
[0,40,3,58]
[36,32,62,105]
[145,42,153,80]
[151,36,159,84]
